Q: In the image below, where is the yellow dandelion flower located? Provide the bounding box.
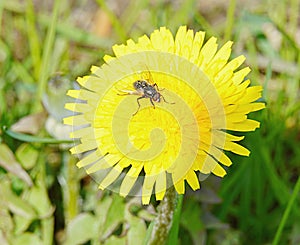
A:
[64,26,265,204]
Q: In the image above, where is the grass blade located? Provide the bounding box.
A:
[35,0,60,111]
[272,177,300,245]
[2,126,74,144]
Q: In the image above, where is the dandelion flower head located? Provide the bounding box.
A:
[64,26,265,204]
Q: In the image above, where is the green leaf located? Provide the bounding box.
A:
[180,198,204,244]
[0,143,33,186]
[24,183,53,216]
[127,215,147,245]
[143,221,154,245]
[10,232,43,245]
[0,203,13,235]
[0,181,36,220]
[96,195,113,233]
[137,209,156,221]
[104,235,126,245]
[15,143,39,170]
[124,199,147,244]
[64,213,98,245]
[102,195,125,239]
[14,214,34,235]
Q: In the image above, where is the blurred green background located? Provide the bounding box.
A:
[0,0,299,244]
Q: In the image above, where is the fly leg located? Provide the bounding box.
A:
[161,94,175,104]
[153,83,164,91]
[149,98,155,109]
[133,96,146,116]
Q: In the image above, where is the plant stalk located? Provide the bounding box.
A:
[148,186,178,245]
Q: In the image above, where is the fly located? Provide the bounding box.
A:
[117,76,174,115]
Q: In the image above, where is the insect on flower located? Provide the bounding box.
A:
[117,70,175,115]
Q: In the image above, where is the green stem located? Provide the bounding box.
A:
[272,176,300,245]
[37,149,54,245]
[166,194,184,245]
[64,153,79,222]
[224,0,237,40]
[148,186,178,245]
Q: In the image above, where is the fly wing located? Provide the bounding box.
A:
[114,81,140,95]
[116,88,142,96]
[138,65,156,85]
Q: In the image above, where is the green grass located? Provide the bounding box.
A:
[0,0,299,244]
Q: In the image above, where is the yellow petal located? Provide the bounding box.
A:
[159,27,175,52]
[70,127,94,139]
[232,67,251,85]
[226,113,247,123]
[242,86,263,103]
[173,178,185,194]
[63,115,89,126]
[190,31,205,63]
[175,25,188,56]
[65,103,92,113]
[70,140,97,154]
[233,102,266,114]
[212,163,227,177]
[67,89,99,104]
[223,55,246,72]
[76,150,103,168]
[218,151,232,167]
[199,37,218,68]
[137,35,152,50]
[120,165,143,197]
[86,154,118,174]
[227,119,260,132]
[155,171,166,200]
[103,55,114,63]
[224,142,250,156]
[99,164,123,189]
[200,154,218,174]
[142,174,157,205]
[112,44,127,57]
[186,170,200,190]
[206,41,233,75]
